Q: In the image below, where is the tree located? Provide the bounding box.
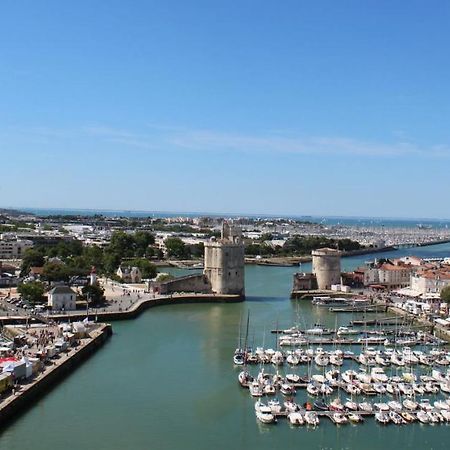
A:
[17,281,45,304]
[82,284,105,306]
[156,273,175,282]
[164,237,190,259]
[126,258,157,279]
[20,249,45,276]
[441,286,450,303]
[133,231,155,257]
[107,231,136,258]
[190,242,204,258]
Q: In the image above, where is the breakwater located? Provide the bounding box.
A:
[0,323,112,426]
[0,293,244,325]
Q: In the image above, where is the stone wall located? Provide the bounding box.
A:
[152,274,211,295]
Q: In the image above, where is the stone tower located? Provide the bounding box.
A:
[312,248,341,290]
[204,222,245,298]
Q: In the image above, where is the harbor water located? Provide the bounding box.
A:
[1,243,450,450]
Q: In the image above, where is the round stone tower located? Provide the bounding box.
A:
[312,248,341,290]
[204,222,245,298]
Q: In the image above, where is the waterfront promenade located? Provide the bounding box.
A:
[0,279,243,325]
[0,323,112,425]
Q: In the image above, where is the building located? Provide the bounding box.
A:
[0,235,33,259]
[410,268,450,295]
[116,266,142,283]
[312,248,341,290]
[48,285,77,311]
[0,262,18,287]
[203,222,245,297]
[363,259,417,289]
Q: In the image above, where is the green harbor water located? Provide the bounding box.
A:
[1,244,450,450]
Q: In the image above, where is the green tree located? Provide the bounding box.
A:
[133,231,155,257]
[441,286,450,303]
[20,249,45,276]
[17,281,45,304]
[103,252,122,274]
[82,284,105,306]
[164,237,190,259]
[156,273,175,282]
[126,258,157,279]
[190,242,204,258]
[107,231,136,258]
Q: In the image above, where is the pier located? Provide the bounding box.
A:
[0,323,112,426]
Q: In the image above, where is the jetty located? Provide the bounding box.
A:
[0,323,112,425]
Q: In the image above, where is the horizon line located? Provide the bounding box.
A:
[2,205,450,222]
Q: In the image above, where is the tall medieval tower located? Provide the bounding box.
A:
[204,222,245,298]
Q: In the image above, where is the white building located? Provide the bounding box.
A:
[48,286,77,311]
[116,266,142,283]
[0,235,33,259]
[410,270,450,295]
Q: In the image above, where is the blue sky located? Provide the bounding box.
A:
[1,1,450,218]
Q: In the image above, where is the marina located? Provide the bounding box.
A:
[3,246,450,450]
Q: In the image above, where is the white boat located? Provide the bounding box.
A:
[371,367,388,383]
[373,383,386,395]
[375,412,390,424]
[284,400,298,413]
[249,381,263,397]
[256,410,276,424]
[348,413,364,423]
[441,410,450,422]
[386,383,400,396]
[387,401,402,413]
[416,410,430,424]
[286,354,300,365]
[344,399,358,411]
[314,354,330,367]
[344,384,361,395]
[342,370,358,384]
[306,383,319,396]
[329,398,345,411]
[374,402,389,412]
[288,412,304,425]
[428,411,442,423]
[325,370,341,386]
[358,402,373,412]
[330,354,343,366]
[332,412,348,424]
[304,411,319,426]
[268,399,283,414]
[271,351,284,366]
[389,411,404,424]
[238,370,252,387]
[286,373,300,383]
[320,383,334,396]
[434,400,449,410]
[337,326,360,336]
[403,399,418,411]
[356,370,372,384]
[254,399,276,423]
[280,383,296,396]
[263,384,276,395]
[419,399,433,411]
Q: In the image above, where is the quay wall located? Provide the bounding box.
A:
[152,274,211,295]
[0,294,244,325]
[0,324,112,426]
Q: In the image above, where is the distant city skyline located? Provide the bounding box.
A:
[1,1,450,218]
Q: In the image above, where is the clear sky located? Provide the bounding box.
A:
[1,1,450,218]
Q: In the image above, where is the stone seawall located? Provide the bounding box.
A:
[0,324,112,426]
[0,294,244,325]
